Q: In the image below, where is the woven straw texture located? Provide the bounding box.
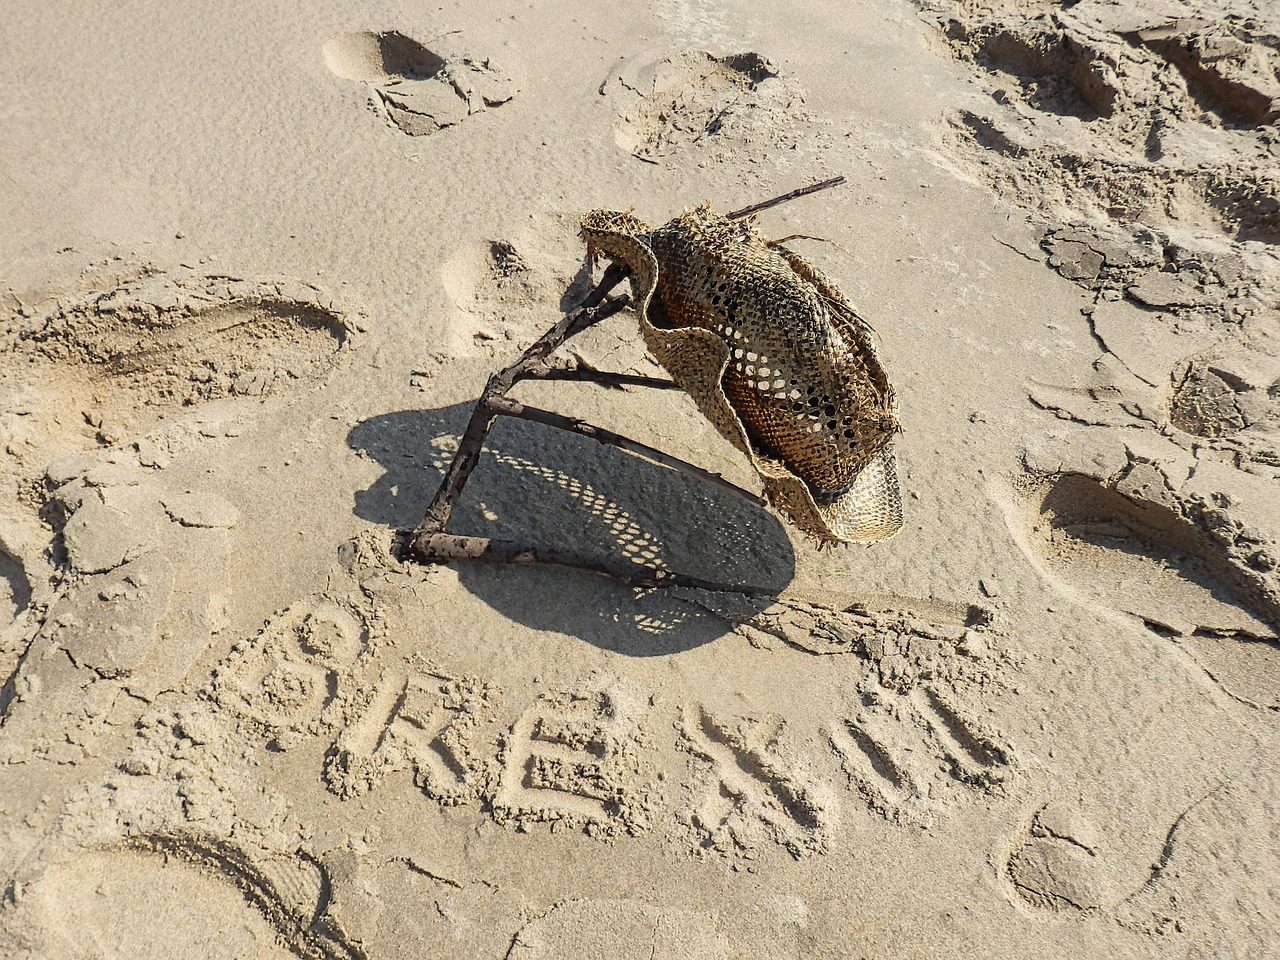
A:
[580,204,902,545]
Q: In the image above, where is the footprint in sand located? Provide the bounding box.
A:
[1008,755,1280,943]
[0,461,245,762]
[1120,21,1280,130]
[1004,800,1109,914]
[437,223,595,358]
[1,847,298,960]
[323,30,519,137]
[428,225,669,404]
[3,836,365,960]
[0,268,356,469]
[603,51,812,162]
[1015,468,1280,709]
[1170,324,1280,466]
[1024,216,1279,481]
[1025,472,1276,634]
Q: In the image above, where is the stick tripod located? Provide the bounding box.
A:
[403,177,846,594]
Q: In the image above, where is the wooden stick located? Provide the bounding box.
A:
[525,366,682,391]
[409,531,777,595]
[726,175,846,220]
[486,396,764,508]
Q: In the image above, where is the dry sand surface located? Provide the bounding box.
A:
[2,1,1279,957]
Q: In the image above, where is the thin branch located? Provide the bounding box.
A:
[767,234,854,259]
[726,176,846,220]
[526,367,682,391]
[486,396,764,508]
[408,531,777,595]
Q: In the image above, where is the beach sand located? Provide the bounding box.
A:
[2,1,1278,957]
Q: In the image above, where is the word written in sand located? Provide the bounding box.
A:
[207,598,1014,856]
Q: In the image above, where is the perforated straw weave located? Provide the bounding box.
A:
[579,203,903,545]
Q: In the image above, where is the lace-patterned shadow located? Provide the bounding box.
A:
[348,403,795,655]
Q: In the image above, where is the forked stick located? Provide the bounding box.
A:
[413,266,630,536]
[405,177,846,592]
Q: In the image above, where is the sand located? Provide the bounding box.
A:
[1,1,1278,957]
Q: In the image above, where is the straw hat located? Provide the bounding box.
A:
[581,203,903,545]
